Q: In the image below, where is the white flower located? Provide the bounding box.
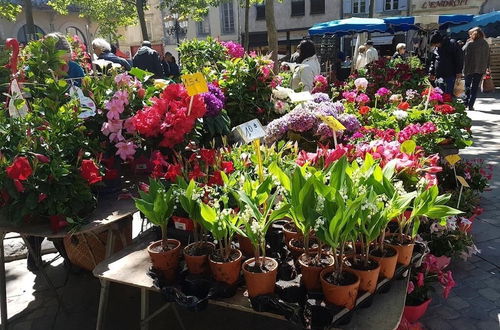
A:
[389,94,403,103]
[354,78,368,91]
[436,78,444,84]
[446,217,457,231]
[250,220,262,235]
[272,86,293,100]
[393,110,408,120]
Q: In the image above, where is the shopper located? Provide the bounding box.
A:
[162,52,181,78]
[290,39,321,91]
[45,32,85,86]
[365,40,379,65]
[392,43,407,60]
[463,27,490,110]
[429,32,464,95]
[92,38,131,71]
[355,46,368,71]
[132,41,165,79]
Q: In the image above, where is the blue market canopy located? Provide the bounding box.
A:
[450,11,500,36]
[309,17,388,36]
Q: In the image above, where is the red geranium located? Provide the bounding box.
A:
[80,160,102,185]
[398,102,410,110]
[6,157,33,181]
[359,106,370,115]
[434,104,455,114]
[221,161,234,173]
[442,93,453,103]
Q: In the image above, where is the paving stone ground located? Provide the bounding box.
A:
[1,92,499,330]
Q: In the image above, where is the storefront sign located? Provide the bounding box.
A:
[421,0,468,9]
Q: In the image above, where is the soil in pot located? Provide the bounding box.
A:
[386,234,415,266]
[283,222,302,244]
[287,237,320,259]
[345,256,381,294]
[242,257,278,297]
[148,239,181,284]
[370,246,399,279]
[298,253,334,291]
[320,268,360,310]
[209,249,242,286]
[183,242,215,275]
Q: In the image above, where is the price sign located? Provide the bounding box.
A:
[233,119,266,144]
[181,72,208,96]
[318,115,346,131]
[456,175,470,188]
[445,154,461,166]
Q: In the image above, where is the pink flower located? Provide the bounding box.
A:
[417,272,425,287]
[101,120,123,135]
[354,78,368,91]
[138,182,149,193]
[123,118,136,134]
[105,99,125,120]
[375,87,391,97]
[114,90,129,106]
[114,73,132,87]
[356,93,370,104]
[261,65,271,79]
[407,281,415,294]
[342,91,357,103]
[115,141,137,160]
[439,271,456,299]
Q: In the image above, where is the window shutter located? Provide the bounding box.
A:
[343,0,352,14]
[376,0,384,12]
[365,0,370,13]
[399,0,408,10]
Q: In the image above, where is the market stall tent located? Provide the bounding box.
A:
[309,17,388,36]
[450,11,500,38]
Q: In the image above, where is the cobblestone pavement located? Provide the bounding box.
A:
[1,93,499,330]
[421,91,500,330]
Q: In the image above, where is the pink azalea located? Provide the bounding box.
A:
[101,120,123,136]
[115,141,137,160]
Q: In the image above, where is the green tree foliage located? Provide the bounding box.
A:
[0,1,22,21]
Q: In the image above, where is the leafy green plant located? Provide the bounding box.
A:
[178,37,227,75]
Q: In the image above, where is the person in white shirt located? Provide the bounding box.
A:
[291,39,321,91]
[355,45,368,71]
[365,40,379,65]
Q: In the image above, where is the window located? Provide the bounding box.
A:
[352,0,367,13]
[220,2,235,34]
[310,0,325,14]
[291,0,305,16]
[197,16,211,36]
[66,26,87,45]
[17,24,45,45]
[384,0,399,10]
[255,4,265,20]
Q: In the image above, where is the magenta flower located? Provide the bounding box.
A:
[220,41,245,58]
[342,91,357,103]
[356,93,370,104]
[407,281,415,294]
[114,73,132,87]
[375,87,391,97]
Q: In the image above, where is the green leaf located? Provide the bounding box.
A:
[401,140,417,154]
[200,203,217,224]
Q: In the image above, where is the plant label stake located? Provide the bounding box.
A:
[456,175,470,208]
[253,139,265,183]
[181,72,208,116]
[424,81,432,111]
[445,154,461,187]
[318,115,346,147]
[232,119,266,144]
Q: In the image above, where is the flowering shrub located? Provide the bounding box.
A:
[219,41,244,58]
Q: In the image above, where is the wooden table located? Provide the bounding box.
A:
[94,239,409,330]
[0,196,137,330]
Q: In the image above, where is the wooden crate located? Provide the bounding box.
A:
[489,38,500,86]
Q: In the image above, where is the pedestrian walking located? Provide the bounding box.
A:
[463,27,490,110]
[429,32,464,95]
[132,41,165,79]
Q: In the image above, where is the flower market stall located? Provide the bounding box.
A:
[0,34,490,330]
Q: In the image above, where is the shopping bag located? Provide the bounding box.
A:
[481,74,495,93]
[453,79,465,97]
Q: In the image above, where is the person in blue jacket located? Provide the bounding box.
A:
[45,32,85,86]
[92,38,131,71]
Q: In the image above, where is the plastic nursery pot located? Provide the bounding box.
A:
[386,234,415,266]
[287,237,319,259]
[370,246,399,280]
[242,257,278,297]
[298,253,334,291]
[403,299,432,323]
[183,241,215,275]
[209,248,243,286]
[282,221,302,245]
[320,267,360,310]
[237,234,254,257]
[147,239,181,284]
[345,255,381,294]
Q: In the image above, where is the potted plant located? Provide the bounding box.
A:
[134,178,180,283]
[270,162,333,291]
[236,176,290,297]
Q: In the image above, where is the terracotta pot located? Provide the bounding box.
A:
[345,256,381,294]
[387,234,415,266]
[283,222,302,244]
[287,238,319,259]
[183,242,215,275]
[209,248,242,286]
[320,267,360,310]
[370,246,399,279]
[298,253,334,291]
[147,239,181,283]
[237,234,254,257]
[242,257,278,297]
[403,299,432,323]
[434,255,451,270]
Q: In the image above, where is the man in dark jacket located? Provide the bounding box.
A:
[429,32,464,95]
[92,38,131,71]
[132,41,165,79]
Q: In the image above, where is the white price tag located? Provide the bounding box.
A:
[8,79,29,118]
[233,119,266,144]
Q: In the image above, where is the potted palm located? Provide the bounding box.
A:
[236,176,290,297]
[134,178,180,283]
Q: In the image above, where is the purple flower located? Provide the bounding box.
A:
[338,114,361,134]
[202,84,225,117]
[313,93,330,103]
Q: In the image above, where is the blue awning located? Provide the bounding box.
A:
[450,11,500,33]
[309,17,388,36]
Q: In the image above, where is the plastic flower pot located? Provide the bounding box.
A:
[298,253,334,291]
[370,246,399,279]
[287,237,319,259]
[209,248,242,286]
[237,234,254,257]
[282,221,302,245]
[320,267,360,310]
[403,299,432,323]
[387,234,415,266]
[242,257,278,297]
[183,241,215,275]
[345,255,381,294]
[147,239,181,284]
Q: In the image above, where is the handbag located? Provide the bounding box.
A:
[481,72,495,93]
[454,79,465,97]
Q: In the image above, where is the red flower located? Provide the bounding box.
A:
[138,182,150,193]
[200,149,216,165]
[188,164,205,181]
[208,171,223,186]
[416,272,425,287]
[104,169,119,181]
[434,104,455,114]
[13,179,25,192]
[398,102,410,110]
[6,157,33,181]
[80,160,102,185]
[221,161,234,174]
[164,163,182,182]
[442,93,453,103]
[38,193,47,203]
[137,88,146,99]
[359,106,370,115]
[34,153,50,163]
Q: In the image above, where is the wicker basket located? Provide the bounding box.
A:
[63,217,133,271]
